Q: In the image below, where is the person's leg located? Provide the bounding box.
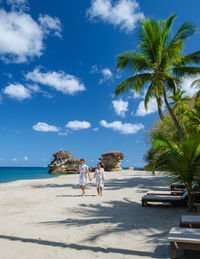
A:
[82,185,86,196]
[97,187,100,195]
[100,187,103,196]
[80,185,85,196]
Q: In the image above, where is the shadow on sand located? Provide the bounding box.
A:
[0,234,168,258]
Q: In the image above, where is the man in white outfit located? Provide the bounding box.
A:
[79,158,91,196]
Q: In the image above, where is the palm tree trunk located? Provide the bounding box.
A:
[162,84,184,139]
[186,184,196,212]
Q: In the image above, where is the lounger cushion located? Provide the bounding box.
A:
[142,195,182,201]
[168,227,200,244]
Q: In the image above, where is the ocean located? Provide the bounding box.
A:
[0,167,57,183]
[0,166,143,184]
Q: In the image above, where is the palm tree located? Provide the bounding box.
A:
[169,89,192,130]
[185,101,200,133]
[153,134,200,211]
[115,14,200,139]
[169,89,192,114]
[191,79,200,102]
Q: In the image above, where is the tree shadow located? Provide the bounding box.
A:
[104,175,171,192]
[0,234,169,258]
[32,183,79,189]
[56,195,96,197]
[40,198,186,242]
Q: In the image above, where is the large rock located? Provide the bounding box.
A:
[49,150,79,174]
[99,151,124,171]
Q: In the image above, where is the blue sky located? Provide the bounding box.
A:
[0,0,200,167]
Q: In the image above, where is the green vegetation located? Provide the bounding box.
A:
[114,14,200,210]
[152,134,200,211]
[115,14,200,139]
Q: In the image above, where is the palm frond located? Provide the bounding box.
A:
[115,73,153,96]
[173,51,200,67]
[173,67,200,77]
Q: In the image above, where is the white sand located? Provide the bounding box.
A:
[0,171,192,259]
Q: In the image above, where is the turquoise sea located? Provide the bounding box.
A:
[0,167,143,184]
[0,167,57,183]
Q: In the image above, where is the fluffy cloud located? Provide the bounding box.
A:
[58,131,68,136]
[92,127,99,131]
[25,68,86,95]
[90,65,113,84]
[3,83,31,100]
[181,76,200,97]
[87,0,144,32]
[38,14,62,37]
[100,120,144,134]
[5,0,28,11]
[99,68,113,84]
[12,158,18,161]
[0,7,61,63]
[65,120,91,130]
[135,98,158,116]
[112,98,128,117]
[33,122,60,132]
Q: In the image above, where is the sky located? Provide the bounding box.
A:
[0,0,200,167]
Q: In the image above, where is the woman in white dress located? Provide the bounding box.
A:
[93,163,106,196]
[79,158,91,196]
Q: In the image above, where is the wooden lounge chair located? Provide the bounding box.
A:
[168,227,200,259]
[170,182,185,190]
[179,215,200,228]
[142,190,188,207]
[147,190,184,196]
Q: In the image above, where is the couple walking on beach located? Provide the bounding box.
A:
[79,158,106,197]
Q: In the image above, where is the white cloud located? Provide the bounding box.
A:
[0,7,61,63]
[24,156,28,161]
[12,158,18,161]
[5,0,28,11]
[3,83,31,100]
[27,84,40,93]
[65,120,91,130]
[90,65,113,84]
[38,14,62,37]
[25,68,86,95]
[90,65,98,74]
[92,127,99,131]
[181,76,200,97]
[33,122,60,132]
[112,98,128,117]
[87,0,144,32]
[58,130,68,136]
[99,68,113,84]
[27,84,53,98]
[135,98,158,116]
[100,120,144,134]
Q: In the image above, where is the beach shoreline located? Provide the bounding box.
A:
[0,170,192,259]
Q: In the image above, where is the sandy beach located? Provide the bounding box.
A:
[0,171,196,259]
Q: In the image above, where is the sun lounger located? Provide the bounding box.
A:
[170,183,185,190]
[147,190,184,196]
[142,190,188,207]
[168,227,200,259]
[180,215,200,228]
[142,184,199,206]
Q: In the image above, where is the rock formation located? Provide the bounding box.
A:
[99,151,124,171]
[49,150,79,174]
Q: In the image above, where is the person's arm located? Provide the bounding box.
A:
[88,167,92,181]
[103,170,106,182]
[93,169,97,179]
